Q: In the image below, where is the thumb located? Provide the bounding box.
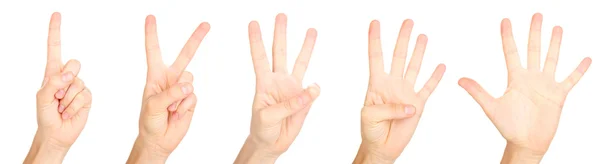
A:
[458,78,495,110]
[264,84,321,120]
[147,82,193,112]
[362,104,416,122]
[37,71,74,105]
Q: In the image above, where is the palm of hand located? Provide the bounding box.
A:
[140,67,178,135]
[363,76,424,156]
[360,20,446,158]
[252,74,303,150]
[247,14,319,153]
[488,70,566,152]
[459,14,591,154]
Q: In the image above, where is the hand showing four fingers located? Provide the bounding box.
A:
[354,20,446,164]
[235,14,320,164]
[127,15,210,164]
[24,12,93,164]
[459,13,591,163]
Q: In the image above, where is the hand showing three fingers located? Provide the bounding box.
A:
[459,13,592,163]
[235,14,320,164]
[127,15,210,164]
[24,12,93,164]
[354,20,446,164]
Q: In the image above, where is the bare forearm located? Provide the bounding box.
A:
[501,143,544,164]
[126,136,170,164]
[234,137,279,164]
[24,133,68,164]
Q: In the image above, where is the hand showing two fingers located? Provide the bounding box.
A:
[127,15,210,163]
[355,20,446,164]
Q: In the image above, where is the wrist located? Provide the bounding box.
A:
[24,133,69,164]
[126,136,171,164]
[501,142,545,164]
[234,136,280,164]
[353,143,395,164]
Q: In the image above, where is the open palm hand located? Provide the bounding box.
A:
[459,13,591,155]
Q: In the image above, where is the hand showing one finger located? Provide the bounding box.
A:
[25,12,93,164]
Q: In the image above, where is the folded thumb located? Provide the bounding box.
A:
[267,84,321,120]
[363,104,416,122]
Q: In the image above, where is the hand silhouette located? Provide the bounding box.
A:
[24,12,93,164]
[234,14,320,164]
[354,20,446,164]
[127,15,210,164]
[459,13,592,163]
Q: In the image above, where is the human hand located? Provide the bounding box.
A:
[458,13,592,163]
[24,12,93,164]
[234,13,320,164]
[126,15,210,164]
[353,20,446,164]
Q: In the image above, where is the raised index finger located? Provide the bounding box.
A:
[46,12,62,77]
[368,20,385,76]
[248,21,271,79]
[145,15,164,72]
[171,22,211,75]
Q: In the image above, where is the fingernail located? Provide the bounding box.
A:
[181,84,191,94]
[58,105,65,113]
[307,84,320,96]
[62,72,73,82]
[55,89,65,99]
[61,112,70,120]
[168,103,177,111]
[405,106,415,115]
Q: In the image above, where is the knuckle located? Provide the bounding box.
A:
[283,101,294,112]
[394,51,408,58]
[147,44,160,51]
[505,48,518,55]
[48,39,61,47]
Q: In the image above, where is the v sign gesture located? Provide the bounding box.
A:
[24,12,93,164]
[459,13,592,163]
[235,14,320,164]
[127,15,210,164]
[354,20,446,164]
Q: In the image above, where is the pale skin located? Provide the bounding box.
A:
[234,13,320,164]
[353,20,446,164]
[126,15,210,164]
[24,12,93,164]
[458,13,592,164]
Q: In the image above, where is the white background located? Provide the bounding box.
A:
[0,0,598,163]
